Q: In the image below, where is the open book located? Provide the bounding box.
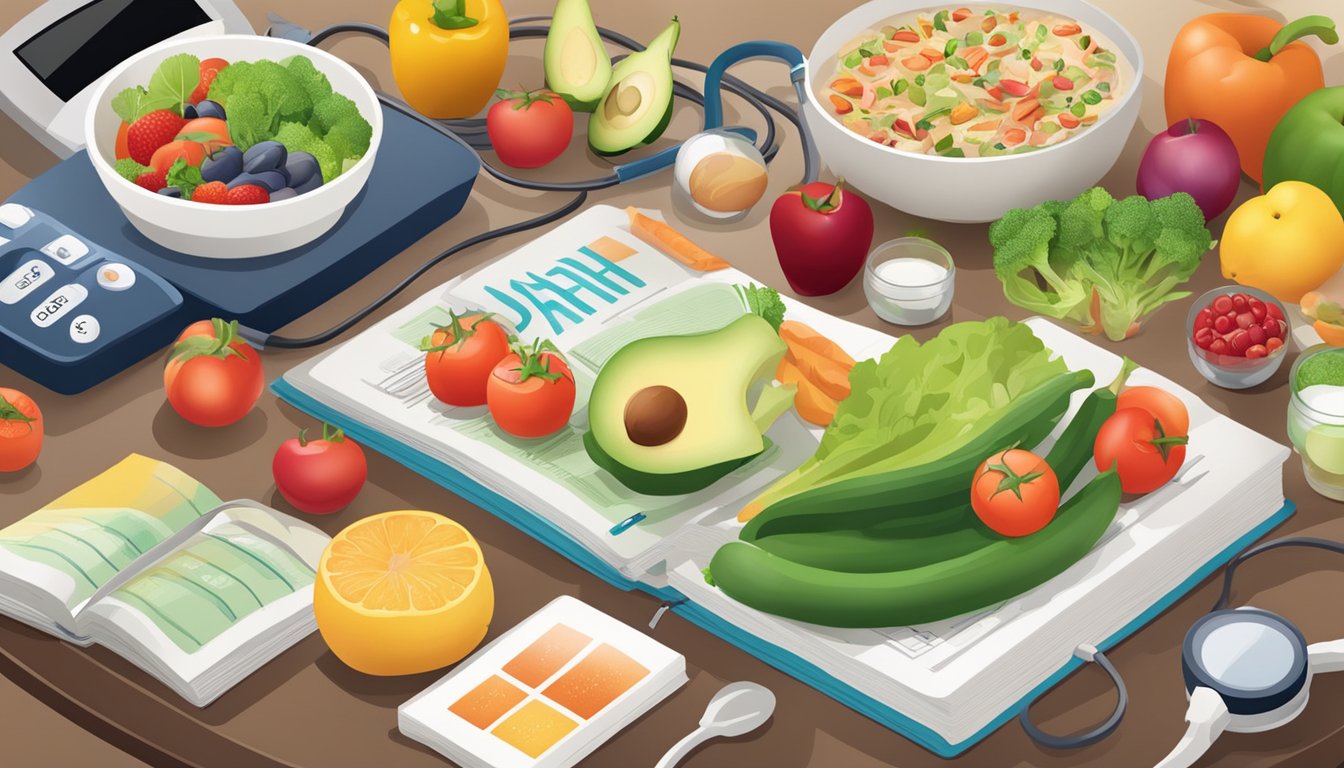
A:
[0,455,329,707]
[276,205,1292,756]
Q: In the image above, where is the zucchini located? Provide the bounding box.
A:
[1045,357,1135,491]
[753,507,997,572]
[709,469,1122,628]
[742,369,1094,541]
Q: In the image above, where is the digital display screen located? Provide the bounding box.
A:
[14,0,211,102]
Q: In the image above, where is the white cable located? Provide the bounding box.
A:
[1153,687,1230,768]
[1308,639,1344,674]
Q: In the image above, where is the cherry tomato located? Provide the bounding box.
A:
[486,89,574,169]
[164,318,264,427]
[1094,408,1188,494]
[422,311,512,406]
[970,449,1060,537]
[486,340,576,438]
[0,387,42,472]
[272,423,367,514]
[1116,386,1190,437]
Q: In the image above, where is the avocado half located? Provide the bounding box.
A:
[544,0,612,112]
[587,17,679,156]
[584,314,794,496]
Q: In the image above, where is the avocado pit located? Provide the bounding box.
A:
[624,385,687,446]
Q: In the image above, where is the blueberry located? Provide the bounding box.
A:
[195,100,225,120]
[158,186,182,198]
[182,103,198,120]
[269,187,298,201]
[227,170,288,192]
[201,146,243,183]
[292,173,323,194]
[243,141,287,174]
[283,151,320,188]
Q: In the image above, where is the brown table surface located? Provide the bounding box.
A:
[3,0,1344,766]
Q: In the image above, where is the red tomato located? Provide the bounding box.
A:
[163,318,264,427]
[486,89,574,169]
[0,387,42,472]
[769,179,874,296]
[272,423,367,514]
[150,140,206,173]
[1094,408,1188,494]
[970,449,1060,537]
[177,117,232,154]
[1116,386,1190,437]
[486,340,576,438]
[422,311,512,406]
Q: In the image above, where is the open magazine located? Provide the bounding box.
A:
[276,205,1292,756]
[0,455,330,707]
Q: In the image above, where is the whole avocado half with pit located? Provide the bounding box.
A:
[544,0,612,112]
[584,314,795,495]
[587,17,679,156]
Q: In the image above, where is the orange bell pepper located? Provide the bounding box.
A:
[389,0,509,119]
[1165,14,1338,184]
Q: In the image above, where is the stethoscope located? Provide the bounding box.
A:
[245,13,817,350]
[1019,535,1344,764]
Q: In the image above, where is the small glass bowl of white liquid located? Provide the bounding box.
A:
[863,237,955,326]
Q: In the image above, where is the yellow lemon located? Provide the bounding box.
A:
[315,510,493,676]
[1221,181,1344,303]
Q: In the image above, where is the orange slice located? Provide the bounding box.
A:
[314,510,494,675]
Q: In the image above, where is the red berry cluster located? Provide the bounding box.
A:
[1191,293,1285,360]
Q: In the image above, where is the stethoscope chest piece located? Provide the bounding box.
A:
[1181,608,1310,732]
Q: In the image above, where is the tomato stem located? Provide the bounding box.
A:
[420,310,495,354]
[170,318,248,363]
[0,395,35,426]
[510,338,568,383]
[1148,418,1189,461]
[986,459,1046,501]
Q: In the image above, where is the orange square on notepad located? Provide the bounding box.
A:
[503,624,591,688]
[491,700,578,758]
[542,643,649,719]
[449,675,527,730]
[586,236,637,262]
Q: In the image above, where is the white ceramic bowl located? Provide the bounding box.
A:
[84,34,383,259]
[803,0,1143,223]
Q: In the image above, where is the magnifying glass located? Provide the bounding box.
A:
[1155,540,1344,768]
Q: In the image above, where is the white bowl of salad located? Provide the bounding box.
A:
[803,0,1142,222]
[84,34,382,259]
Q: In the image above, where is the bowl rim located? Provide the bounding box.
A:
[802,0,1145,165]
[83,33,382,212]
[1185,285,1289,372]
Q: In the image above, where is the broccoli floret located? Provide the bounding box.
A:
[114,157,151,182]
[274,121,340,182]
[1296,349,1344,390]
[225,91,269,150]
[990,187,1214,341]
[207,60,311,146]
[284,55,332,104]
[205,61,253,107]
[310,92,372,160]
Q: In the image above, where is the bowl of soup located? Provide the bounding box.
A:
[803,1,1142,222]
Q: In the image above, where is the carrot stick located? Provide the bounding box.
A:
[626,207,731,272]
[779,320,856,367]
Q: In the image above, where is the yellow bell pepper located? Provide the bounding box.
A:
[389,0,509,119]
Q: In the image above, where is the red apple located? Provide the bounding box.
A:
[1136,118,1241,222]
[770,179,874,296]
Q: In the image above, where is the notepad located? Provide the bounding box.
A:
[399,596,687,768]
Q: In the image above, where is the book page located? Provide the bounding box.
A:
[0,455,221,617]
[79,502,327,689]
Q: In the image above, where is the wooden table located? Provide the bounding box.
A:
[2,0,1342,766]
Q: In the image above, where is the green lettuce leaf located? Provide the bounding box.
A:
[747,317,1070,510]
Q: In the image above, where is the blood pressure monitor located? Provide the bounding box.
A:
[0,0,253,157]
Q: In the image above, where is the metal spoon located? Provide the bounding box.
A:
[654,681,776,768]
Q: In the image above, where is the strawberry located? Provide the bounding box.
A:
[134,168,167,192]
[225,185,270,205]
[191,181,229,204]
[127,110,187,166]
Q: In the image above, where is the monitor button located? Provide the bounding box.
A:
[95,262,136,291]
[0,204,33,230]
[0,259,55,305]
[41,234,90,265]
[30,283,89,328]
[69,314,100,344]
